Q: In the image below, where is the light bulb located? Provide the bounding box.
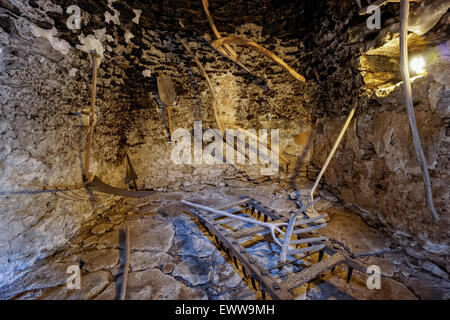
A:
[410,57,426,74]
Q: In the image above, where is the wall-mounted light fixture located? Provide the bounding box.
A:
[410,56,426,74]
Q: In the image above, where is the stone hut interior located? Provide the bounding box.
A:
[0,0,449,300]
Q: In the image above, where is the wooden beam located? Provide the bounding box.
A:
[212,36,306,83]
[280,253,346,291]
[119,224,130,300]
[83,52,99,180]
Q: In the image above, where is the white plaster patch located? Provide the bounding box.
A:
[105,11,120,25]
[76,34,105,62]
[69,68,78,77]
[132,9,142,24]
[142,69,152,78]
[125,30,134,45]
[105,0,120,25]
[30,24,71,55]
[93,28,107,42]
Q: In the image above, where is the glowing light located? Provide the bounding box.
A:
[410,57,426,74]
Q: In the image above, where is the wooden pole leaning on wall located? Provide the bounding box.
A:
[175,33,223,133]
[399,0,439,221]
[119,224,130,300]
[308,108,355,205]
[83,51,100,181]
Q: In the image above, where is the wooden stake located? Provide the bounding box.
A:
[119,224,130,300]
[83,52,99,180]
[309,108,355,202]
[399,0,439,221]
[167,105,173,141]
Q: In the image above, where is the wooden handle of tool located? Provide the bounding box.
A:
[119,224,130,300]
[83,54,99,180]
[167,106,173,141]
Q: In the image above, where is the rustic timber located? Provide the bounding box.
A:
[399,0,439,221]
[183,197,367,299]
[190,206,294,300]
[280,252,346,291]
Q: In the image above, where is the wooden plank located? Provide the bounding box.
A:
[280,253,346,291]
[83,52,99,180]
[232,224,268,239]
[289,244,326,256]
[292,223,327,234]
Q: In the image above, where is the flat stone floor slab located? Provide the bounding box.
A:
[0,184,447,300]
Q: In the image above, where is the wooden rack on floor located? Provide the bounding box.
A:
[182,197,366,300]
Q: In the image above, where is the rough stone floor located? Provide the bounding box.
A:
[0,182,448,300]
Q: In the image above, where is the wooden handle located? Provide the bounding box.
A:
[167,106,173,142]
[119,224,130,300]
[83,54,99,180]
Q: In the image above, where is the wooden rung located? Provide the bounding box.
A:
[292,223,327,234]
[232,214,291,239]
[280,253,345,291]
[293,214,328,225]
[232,224,267,239]
[247,200,280,220]
[266,251,317,271]
[289,244,326,256]
[290,236,327,245]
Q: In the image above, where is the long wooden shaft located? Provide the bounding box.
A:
[175,34,223,133]
[119,224,130,300]
[213,36,306,83]
[201,0,239,60]
[399,0,439,221]
[166,105,173,141]
[309,108,355,201]
[84,53,99,179]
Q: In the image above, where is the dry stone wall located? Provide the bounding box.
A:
[308,1,449,269]
[0,0,314,284]
[0,0,448,286]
